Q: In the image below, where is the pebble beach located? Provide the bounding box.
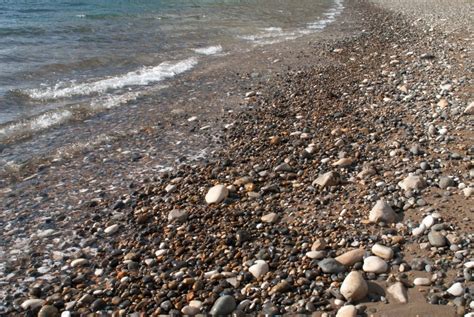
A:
[1,0,473,316]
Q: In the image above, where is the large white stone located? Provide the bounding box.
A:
[340,271,368,301]
[387,282,408,303]
[104,224,119,235]
[421,215,435,229]
[369,200,397,223]
[447,282,464,297]
[414,277,431,286]
[336,305,357,317]
[71,258,89,268]
[205,185,229,204]
[371,244,393,260]
[398,175,426,191]
[306,251,326,260]
[21,299,45,310]
[363,256,388,273]
[249,260,269,279]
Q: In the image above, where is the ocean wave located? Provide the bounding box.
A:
[24,57,198,100]
[0,110,73,141]
[192,45,223,55]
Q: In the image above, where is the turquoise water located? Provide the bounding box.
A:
[0,0,343,141]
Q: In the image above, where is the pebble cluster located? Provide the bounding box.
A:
[1,1,473,316]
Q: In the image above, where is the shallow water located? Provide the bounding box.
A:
[0,0,344,164]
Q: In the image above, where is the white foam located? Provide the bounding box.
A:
[26,57,198,100]
[192,45,223,55]
[0,110,73,140]
[76,14,86,18]
[307,0,344,30]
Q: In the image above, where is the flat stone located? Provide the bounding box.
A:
[209,295,236,315]
[332,157,354,167]
[165,184,177,193]
[311,239,327,251]
[249,260,269,279]
[369,200,397,224]
[168,209,188,222]
[21,298,45,310]
[335,249,366,266]
[340,271,368,301]
[387,282,408,303]
[447,282,464,297]
[464,102,474,115]
[71,258,89,268]
[363,256,388,273]
[181,305,200,315]
[313,171,341,188]
[318,258,346,274]
[398,175,426,191]
[205,185,229,204]
[274,163,292,172]
[371,244,393,260]
[428,231,447,247]
[336,305,357,317]
[104,224,119,235]
[261,212,279,223]
[306,251,325,260]
[414,277,431,286]
[439,176,455,189]
[38,305,60,317]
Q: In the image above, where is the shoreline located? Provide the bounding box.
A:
[1,0,473,316]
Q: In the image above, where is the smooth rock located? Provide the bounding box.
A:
[428,231,447,247]
[336,305,357,317]
[20,299,45,310]
[340,271,368,301]
[168,209,188,222]
[332,157,354,167]
[318,258,346,274]
[421,215,435,229]
[369,200,397,224]
[261,212,279,223]
[464,102,474,115]
[165,184,177,193]
[412,224,426,236]
[371,244,394,260]
[313,171,340,188]
[205,185,229,204]
[363,256,388,273]
[38,305,59,317]
[335,249,366,266]
[398,175,426,191]
[439,176,455,189]
[249,260,269,279]
[181,305,200,315]
[463,187,473,197]
[104,224,119,235]
[306,251,326,260]
[311,239,327,251]
[414,277,431,286]
[71,258,89,267]
[387,282,408,303]
[447,282,464,297]
[209,295,236,315]
[274,163,292,172]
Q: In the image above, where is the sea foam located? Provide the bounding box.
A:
[192,45,223,55]
[25,57,198,100]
